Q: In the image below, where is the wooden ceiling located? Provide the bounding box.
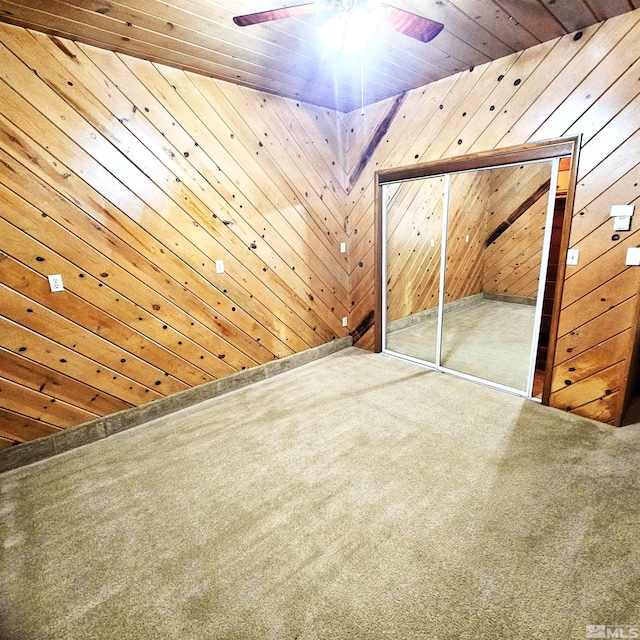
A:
[0,0,638,112]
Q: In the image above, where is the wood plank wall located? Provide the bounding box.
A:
[0,22,348,448]
[385,163,549,324]
[343,9,640,425]
[3,10,640,446]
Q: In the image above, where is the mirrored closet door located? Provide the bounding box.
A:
[381,156,562,399]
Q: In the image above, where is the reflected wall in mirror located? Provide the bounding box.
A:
[384,176,443,365]
[441,161,553,393]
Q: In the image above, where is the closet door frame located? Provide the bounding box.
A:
[374,137,581,404]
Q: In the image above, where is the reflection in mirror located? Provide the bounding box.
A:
[440,161,553,392]
[384,176,444,365]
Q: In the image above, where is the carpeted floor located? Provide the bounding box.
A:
[386,297,536,391]
[1,348,639,640]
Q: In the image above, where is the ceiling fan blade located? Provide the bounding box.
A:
[233,3,325,27]
[377,4,444,42]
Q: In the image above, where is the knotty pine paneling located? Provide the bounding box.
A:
[0,21,348,446]
[482,162,552,298]
[385,162,548,324]
[346,9,640,425]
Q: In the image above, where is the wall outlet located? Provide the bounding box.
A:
[47,274,64,292]
[566,249,579,266]
[342,317,348,327]
[340,242,346,253]
[215,260,224,274]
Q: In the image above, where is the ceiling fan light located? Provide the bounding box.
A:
[317,7,378,55]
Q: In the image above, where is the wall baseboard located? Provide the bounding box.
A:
[0,337,353,474]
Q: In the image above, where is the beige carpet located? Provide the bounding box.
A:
[386,298,536,391]
[1,348,639,639]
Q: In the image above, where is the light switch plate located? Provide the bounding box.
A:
[566,249,579,266]
[215,260,224,274]
[610,204,635,218]
[625,247,640,266]
[613,216,632,231]
[340,242,346,253]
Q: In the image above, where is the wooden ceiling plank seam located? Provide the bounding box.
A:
[0,16,357,112]
[30,31,315,357]
[498,12,640,147]
[74,0,318,67]
[0,314,164,405]
[0,281,190,396]
[400,0,516,60]
[0,345,134,415]
[14,0,307,77]
[0,2,332,95]
[490,0,566,42]
[0,249,214,390]
[90,49,344,340]
[0,41,294,366]
[0,209,229,383]
[26,0,317,60]
[582,0,634,22]
[533,19,640,142]
[541,0,599,33]
[447,0,543,50]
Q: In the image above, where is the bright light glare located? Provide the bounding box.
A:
[317,7,378,56]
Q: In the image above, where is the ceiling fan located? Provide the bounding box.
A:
[232,1,444,45]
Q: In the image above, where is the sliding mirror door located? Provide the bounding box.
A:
[379,143,573,400]
[440,161,557,394]
[383,176,444,365]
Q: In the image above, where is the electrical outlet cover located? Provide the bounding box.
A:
[566,249,579,266]
[48,274,64,292]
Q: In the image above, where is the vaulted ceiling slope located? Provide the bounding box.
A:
[0,0,638,112]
